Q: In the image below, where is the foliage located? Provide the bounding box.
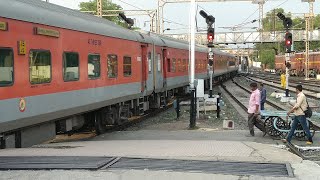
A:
[262,8,286,32]
[259,49,275,69]
[79,0,138,29]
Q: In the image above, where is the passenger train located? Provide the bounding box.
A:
[0,0,238,148]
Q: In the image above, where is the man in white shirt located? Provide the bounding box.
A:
[282,85,313,145]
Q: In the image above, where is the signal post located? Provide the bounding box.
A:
[277,13,292,97]
[284,32,292,97]
[200,10,215,98]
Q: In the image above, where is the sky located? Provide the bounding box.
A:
[46,0,319,35]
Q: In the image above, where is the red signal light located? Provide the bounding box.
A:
[286,40,291,45]
[208,33,214,42]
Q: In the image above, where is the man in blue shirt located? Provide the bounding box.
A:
[260,83,267,111]
[173,97,180,119]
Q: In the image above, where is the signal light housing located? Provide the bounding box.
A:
[208,33,214,42]
[207,27,214,47]
[200,10,215,26]
[119,13,134,28]
[209,59,213,66]
[285,62,291,69]
[284,32,292,53]
[277,12,286,21]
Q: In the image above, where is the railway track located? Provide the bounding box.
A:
[252,72,320,88]
[287,142,320,163]
[256,71,320,84]
[250,74,319,94]
[231,79,285,111]
[244,75,319,100]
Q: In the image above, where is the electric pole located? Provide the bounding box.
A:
[97,0,102,17]
[305,14,311,80]
[189,0,196,129]
[302,0,315,80]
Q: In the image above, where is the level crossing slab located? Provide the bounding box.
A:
[0,130,320,180]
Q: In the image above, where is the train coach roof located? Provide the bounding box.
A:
[136,31,207,52]
[160,35,208,53]
[212,49,234,57]
[0,0,140,41]
[2,0,230,56]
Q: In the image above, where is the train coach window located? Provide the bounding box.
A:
[148,52,152,73]
[183,59,187,72]
[123,56,131,77]
[107,54,118,78]
[167,58,171,72]
[178,59,182,72]
[157,54,161,72]
[63,52,79,81]
[0,48,14,86]
[29,50,51,84]
[88,54,100,79]
[171,58,176,72]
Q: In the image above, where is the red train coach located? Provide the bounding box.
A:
[275,52,320,77]
[0,0,238,148]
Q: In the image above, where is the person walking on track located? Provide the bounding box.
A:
[247,82,266,136]
[173,97,180,119]
[282,85,313,145]
[259,83,267,111]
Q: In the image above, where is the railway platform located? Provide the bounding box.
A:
[0,130,320,180]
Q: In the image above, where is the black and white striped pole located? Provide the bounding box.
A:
[189,0,196,129]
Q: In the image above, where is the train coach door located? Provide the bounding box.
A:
[162,48,168,89]
[141,45,148,92]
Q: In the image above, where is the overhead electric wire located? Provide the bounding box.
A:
[234,0,290,30]
[273,0,289,9]
[116,0,190,30]
[117,0,145,11]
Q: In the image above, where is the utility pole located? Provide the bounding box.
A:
[302,0,315,79]
[252,0,265,34]
[302,0,315,31]
[277,12,292,97]
[97,0,102,17]
[273,9,276,36]
[189,0,196,129]
[305,14,311,80]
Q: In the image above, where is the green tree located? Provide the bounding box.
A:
[259,49,275,69]
[79,0,129,28]
[262,8,286,32]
